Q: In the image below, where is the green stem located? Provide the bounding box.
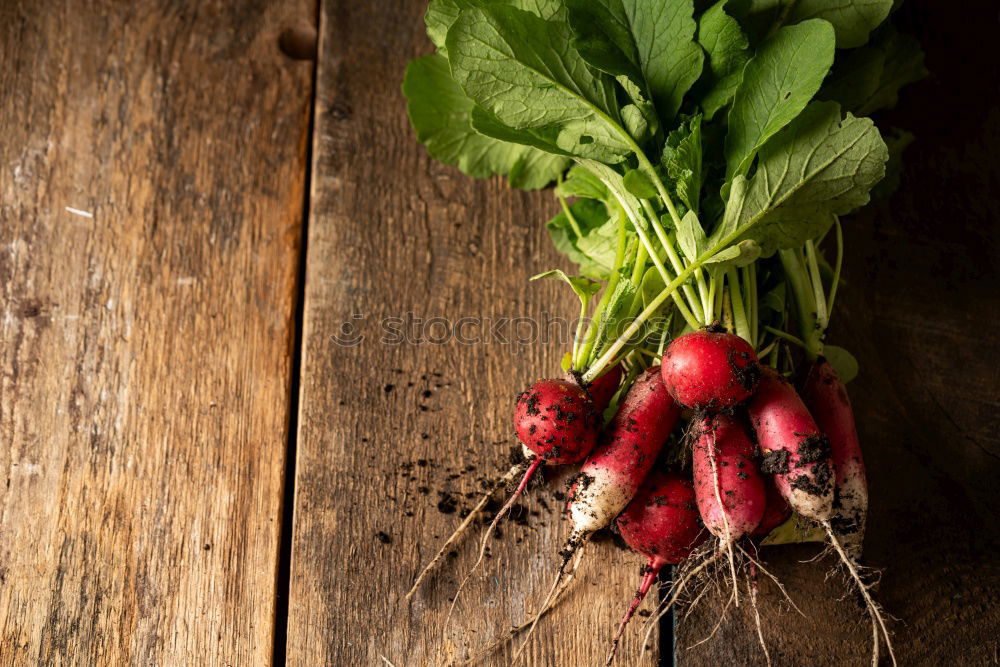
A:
[778,248,824,360]
[574,211,628,372]
[804,239,828,330]
[727,267,751,344]
[745,263,758,349]
[764,325,808,351]
[571,297,588,367]
[640,200,705,323]
[826,217,844,323]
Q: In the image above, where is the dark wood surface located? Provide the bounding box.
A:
[1,0,997,665]
[0,0,313,664]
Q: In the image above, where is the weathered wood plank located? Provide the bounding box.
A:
[680,2,1000,664]
[287,1,660,664]
[0,1,313,663]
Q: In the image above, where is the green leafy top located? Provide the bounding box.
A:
[402,0,924,379]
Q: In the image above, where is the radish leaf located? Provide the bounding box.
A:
[447,5,632,163]
[696,0,750,120]
[565,0,704,122]
[403,55,569,189]
[661,113,703,212]
[724,20,836,186]
[785,0,893,48]
[718,101,888,254]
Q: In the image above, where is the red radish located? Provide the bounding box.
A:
[606,470,706,663]
[748,366,834,521]
[565,366,681,546]
[801,357,868,558]
[751,478,792,538]
[515,378,602,464]
[661,328,760,410]
[582,363,623,415]
[406,378,600,603]
[691,413,766,544]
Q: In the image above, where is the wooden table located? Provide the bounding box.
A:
[1,1,997,665]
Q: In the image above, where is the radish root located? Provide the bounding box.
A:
[443,457,543,631]
[822,520,896,667]
[748,564,772,667]
[511,531,592,665]
[461,545,587,665]
[637,549,724,664]
[405,460,530,601]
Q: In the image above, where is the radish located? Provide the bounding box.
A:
[691,413,766,544]
[661,328,761,410]
[514,378,602,464]
[566,366,681,547]
[747,366,834,521]
[801,357,868,559]
[605,469,706,664]
[405,377,600,602]
[513,366,680,662]
[751,477,793,538]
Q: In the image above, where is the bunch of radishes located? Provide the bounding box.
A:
[407,320,887,664]
[400,0,926,662]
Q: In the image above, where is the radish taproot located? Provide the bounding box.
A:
[801,357,868,558]
[606,469,706,664]
[748,366,834,521]
[566,366,681,547]
[661,328,761,410]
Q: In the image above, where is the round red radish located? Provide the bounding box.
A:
[691,413,766,543]
[660,328,760,410]
[801,357,868,557]
[751,478,792,538]
[608,469,706,660]
[566,366,681,537]
[748,366,834,521]
[617,469,707,568]
[514,378,601,465]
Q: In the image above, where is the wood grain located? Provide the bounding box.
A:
[0,1,313,663]
[680,2,1000,664]
[286,1,661,665]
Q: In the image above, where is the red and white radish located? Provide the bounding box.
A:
[512,367,681,662]
[565,366,681,546]
[748,366,834,521]
[661,328,761,410]
[607,469,706,663]
[801,357,868,558]
[691,413,766,544]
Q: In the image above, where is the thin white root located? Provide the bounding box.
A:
[636,550,725,666]
[735,543,804,617]
[443,458,542,632]
[405,461,527,601]
[460,546,587,665]
[511,534,591,665]
[822,521,896,667]
[686,580,735,650]
[748,568,772,667]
